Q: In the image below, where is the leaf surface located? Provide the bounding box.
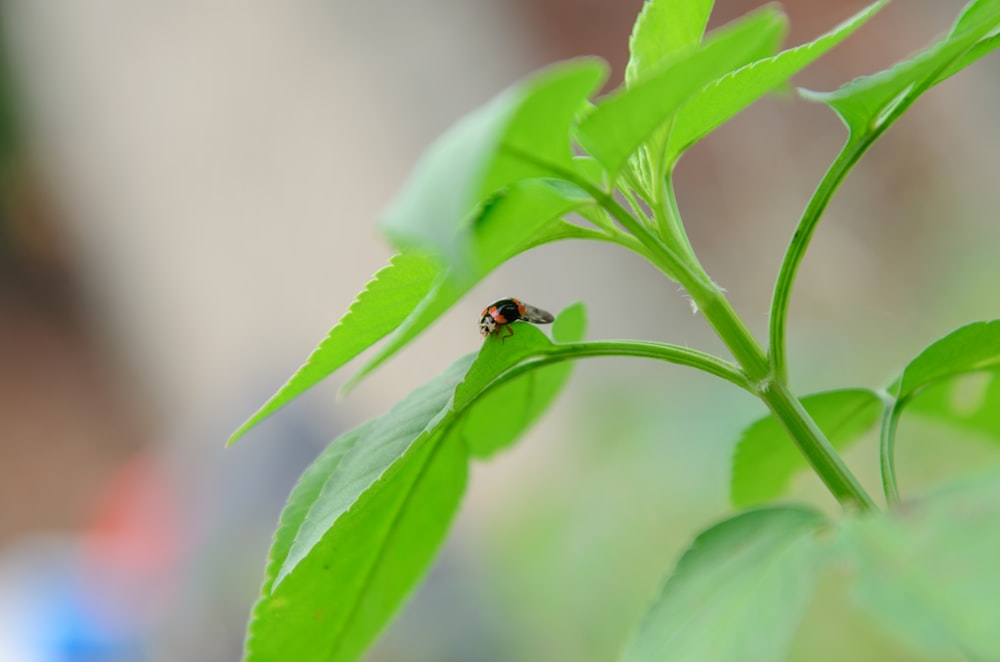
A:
[229,252,439,444]
[245,307,586,661]
[381,59,606,271]
[893,320,1000,404]
[577,6,785,177]
[623,506,828,662]
[349,181,591,387]
[839,471,1000,657]
[667,1,886,162]
[908,370,1000,443]
[625,0,714,86]
[802,0,1000,135]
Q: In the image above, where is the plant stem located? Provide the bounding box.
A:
[879,399,902,505]
[532,340,754,392]
[762,380,877,512]
[503,144,877,511]
[769,137,870,384]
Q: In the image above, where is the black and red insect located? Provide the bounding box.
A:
[479,297,554,340]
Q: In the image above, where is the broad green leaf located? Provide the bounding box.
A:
[731,388,882,507]
[245,420,375,659]
[246,308,585,660]
[623,506,829,662]
[252,432,466,662]
[802,0,1000,135]
[228,252,439,445]
[839,470,1000,657]
[380,59,606,271]
[348,180,591,388]
[460,302,586,458]
[666,1,886,163]
[625,0,714,87]
[576,5,786,177]
[893,320,1000,404]
[908,370,1000,442]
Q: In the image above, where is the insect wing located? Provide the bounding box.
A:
[519,302,554,325]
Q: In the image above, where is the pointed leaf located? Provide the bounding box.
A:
[349,180,591,387]
[667,1,886,162]
[839,471,1000,657]
[246,307,586,660]
[577,5,786,176]
[245,414,465,662]
[893,320,1000,404]
[803,0,1000,135]
[229,252,439,445]
[380,59,606,271]
[625,0,714,87]
[623,506,829,662]
[908,370,1000,442]
[731,388,882,507]
[882,321,1000,500]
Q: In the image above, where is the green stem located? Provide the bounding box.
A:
[503,144,875,510]
[768,63,943,384]
[879,397,902,505]
[536,160,773,383]
[764,381,877,512]
[769,137,871,383]
[517,339,754,392]
[661,172,696,257]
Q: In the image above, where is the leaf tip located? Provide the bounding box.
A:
[228,411,264,447]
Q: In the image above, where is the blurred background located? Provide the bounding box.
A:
[0,0,998,660]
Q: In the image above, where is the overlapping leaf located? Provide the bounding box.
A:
[244,306,586,661]
[666,1,886,162]
[381,59,606,270]
[459,304,585,458]
[880,320,1000,496]
[228,252,440,445]
[625,0,713,87]
[638,471,1000,661]
[841,471,1000,657]
[891,320,1000,403]
[802,0,1000,135]
[577,5,786,177]
[232,61,606,442]
[622,506,829,662]
[348,180,592,388]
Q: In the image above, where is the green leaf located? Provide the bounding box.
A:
[576,5,786,177]
[622,506,829,662]
[839,471,1000,657]
[246,308,585,661]
[908,370,1000,442]
[802,0,1000,136]
[731,388,882,507]
[935,0,1000,80]
[881,321,1000,502]
[348,180,592,388]
[228,252,440,445]
[893,320,1000,404]
[625,0,714,87]
[380,59,606,271]
[460,302,586,458]
[666,1,886,163]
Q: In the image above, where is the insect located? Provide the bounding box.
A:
[479,297,554,340]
